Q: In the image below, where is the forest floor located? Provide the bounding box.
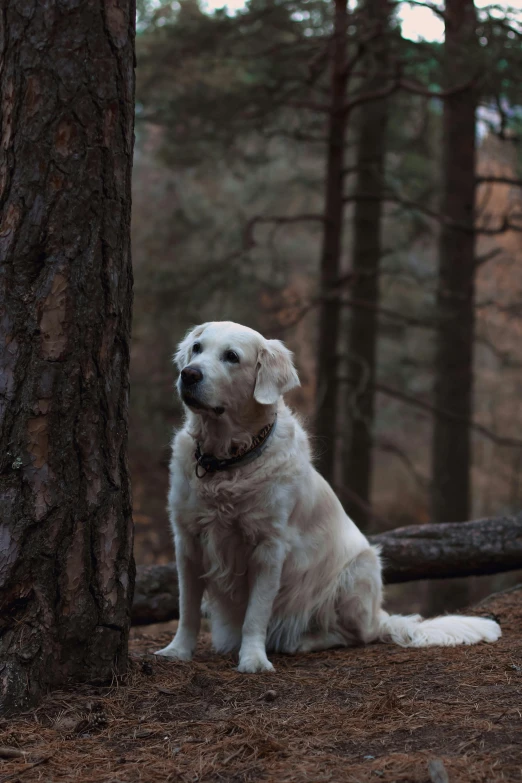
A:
[1,586,521,783]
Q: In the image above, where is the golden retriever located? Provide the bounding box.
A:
[156,321,501,672]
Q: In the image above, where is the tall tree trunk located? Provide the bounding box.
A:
[315,0,348,482]
[343,0,391,527]
[432,0,478,524]
[0,0,136,713]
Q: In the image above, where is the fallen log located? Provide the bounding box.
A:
[132,514,522,625]
[373,514,522,583]
[132,563,178,626]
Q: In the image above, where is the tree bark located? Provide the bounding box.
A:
[132,514,522,624]
[0,0,136,713]
[344,0,391,527]
[315,0,349,483]
[432,0,478,523]
[374,514,522,583]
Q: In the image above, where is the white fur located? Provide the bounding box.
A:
[155,321,501,672]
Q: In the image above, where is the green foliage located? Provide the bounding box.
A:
[136,0,332,166]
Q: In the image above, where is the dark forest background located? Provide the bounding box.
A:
[129,0,522,613]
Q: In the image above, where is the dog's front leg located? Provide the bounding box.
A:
[155,534,204,661]
[238,541,284,673]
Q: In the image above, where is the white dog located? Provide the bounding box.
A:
[156,321,501,673]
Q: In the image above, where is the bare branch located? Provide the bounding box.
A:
[345,79,400,112]
[343,191,460,227]
[476,175,522,188]
[400,76,478,98]
[474,247,504,268]
[245,213,326,248]
[376,382,522,448]
[475,333,522,369]
[334,486,391,529]
[477,216,522,235]
[342,297,437,330]
[376,437,431,491]
[344,191,522,235]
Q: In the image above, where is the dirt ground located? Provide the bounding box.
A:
[1,586,521,783]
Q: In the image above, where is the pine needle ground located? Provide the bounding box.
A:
[1,587,521,782]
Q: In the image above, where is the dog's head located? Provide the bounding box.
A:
[174,321,300,417]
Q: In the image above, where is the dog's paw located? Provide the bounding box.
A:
[237,649,275,673]
[154,642,193,662]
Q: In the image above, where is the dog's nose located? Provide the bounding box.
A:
[181,366,203,386]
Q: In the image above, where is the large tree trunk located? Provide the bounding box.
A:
[432,0,478,523]
[131,514,522,624]
[0,0,136,714]
[343,0,391,527]
[315,0,349,483]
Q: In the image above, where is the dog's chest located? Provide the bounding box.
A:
[182,472,270,534]
[179,476,276,594]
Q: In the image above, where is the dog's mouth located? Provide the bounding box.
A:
[181,392,224,417]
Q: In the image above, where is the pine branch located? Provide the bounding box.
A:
[343,75,478,113]
[392,0,446,20]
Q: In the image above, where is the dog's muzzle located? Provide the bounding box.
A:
[181,366,203,386]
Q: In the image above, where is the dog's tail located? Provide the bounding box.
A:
[376,609,501,647]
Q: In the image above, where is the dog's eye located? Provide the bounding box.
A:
[192,342,202,354]
[224,350,240,364]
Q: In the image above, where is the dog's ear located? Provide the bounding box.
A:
[254,339,300,405]
[174,324,208,369]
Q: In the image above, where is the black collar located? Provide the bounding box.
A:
[194,417,277,478]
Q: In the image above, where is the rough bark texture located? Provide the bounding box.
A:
[0,0,136,713]
[344,0,391,527]
[132,514,522,624]
[373,514,522,583]
[432,0,478,523]
[315,0,348,483]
